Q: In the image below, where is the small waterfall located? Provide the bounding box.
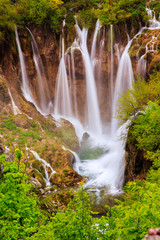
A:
[28,148,56,188]
[111,40,134,136]
[8,89,21,115]
[110,24,114,100]
[71,51,78,118]
[27,28,52,114]
[91,19,101,70]
[146,8,160,28]
[15,28,33,102]
[54,21,73,118]
[115,43,120,64]
[137,54,147,78]
[15,27,44,115]
[96,27,105,105]
[75,23,102,137]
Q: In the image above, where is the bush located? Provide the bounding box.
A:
[0,152,45,239]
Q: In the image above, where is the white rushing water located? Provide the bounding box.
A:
[146,8,160,28]
[111,40,134,136]
[27,28,52,114]
[75,22,103,137]
[15,27,33,102]
[91,19,101,70]
[15,27,45,115]
[27,148,56,188]
[54,20,73,118]
[110,24,114,101]
[8,89,22,115]
[74,121,130,193]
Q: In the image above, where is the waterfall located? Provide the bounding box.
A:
[71,51,78,118]
[115,43,120,64]
[137,54,147,78]
[15,27,44,115]
[75,23,102,137]
[110,24,114,100]
[91,19,101,70]
[111,40,134,136]
[15,28,33,102]
[146,8,160,28]
[54,26,73,118]
[8,89,21,115]
[28,148,56,188]
[27,28,52,114]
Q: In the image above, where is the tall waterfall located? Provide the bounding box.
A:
[15,28,33,103]
[110,24,114,101]
[27,28,52,114]
[111,40,134,136]
[75,23,102,137]
[91,19,101,70]
[15,27,46,115]
[54,21,73,118]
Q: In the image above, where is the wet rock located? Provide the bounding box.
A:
[54,118,79,151]
[0,143,4,155]
[87,188,123,215]
[30,177,42,188]
[82,132,90,141]
[39,188,45,195]
[67,152,75,167]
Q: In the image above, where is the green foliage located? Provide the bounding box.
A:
[117,75,160,123]
[16,0,64,33]
[97,0,147,26]
[76,10,96,29]
[149,0,160,15]
[0,0,17,39]
[129,102,160,151]
[147,150,160,185]
[0,151,45,240]
[30,188,98,240]
[98,180,160,240]
[2,118,17,130]
[0,0,148,36]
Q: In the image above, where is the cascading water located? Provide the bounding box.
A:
[111,40,134,136]
[115,43,120,64]
[27,28,52,114]
[146,8,160,28]
[27,148,56,189]
[15,27,45,115]
[54,21,73,118]
[110,24,114,101]
[91,19,101,70]
[75,23,103,137]
[71,50,78,118]
[8,89,22,115]
[137,54,147,78]
[15,28,33,103]
[52,20,132,194]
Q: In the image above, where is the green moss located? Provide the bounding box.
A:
[3,118,17,130]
